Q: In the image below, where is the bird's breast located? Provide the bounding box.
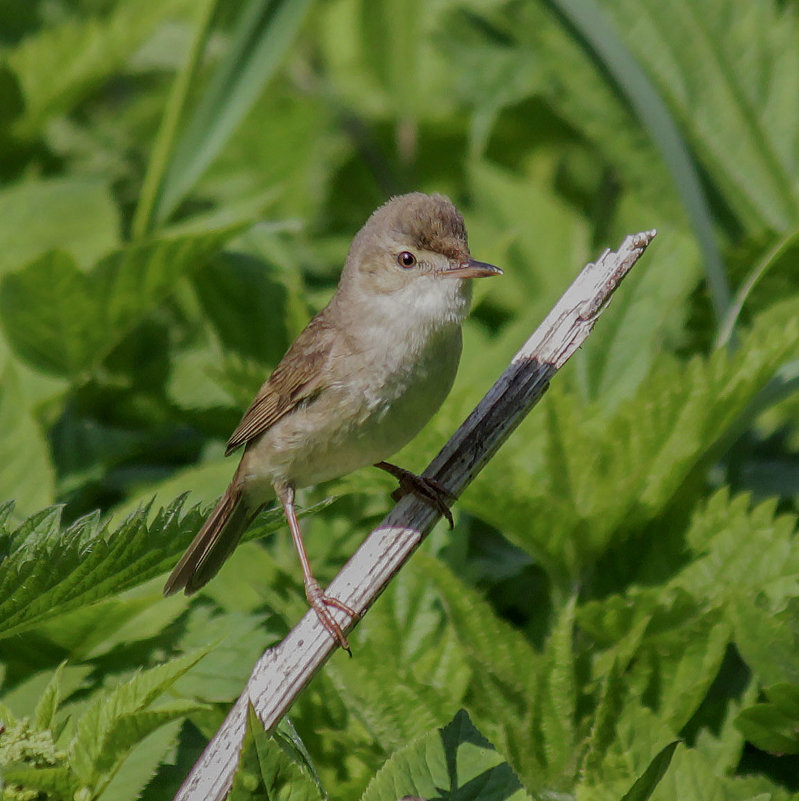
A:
[241,321,463,493]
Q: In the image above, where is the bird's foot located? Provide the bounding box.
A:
[305,579,359,656]
[374,461,455,529]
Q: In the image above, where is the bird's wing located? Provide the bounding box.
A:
[225,313,334,455]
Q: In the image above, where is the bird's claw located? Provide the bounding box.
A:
[375,462,455,529]
[305,579,359,655]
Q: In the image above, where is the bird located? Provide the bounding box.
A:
[164,192,502,651]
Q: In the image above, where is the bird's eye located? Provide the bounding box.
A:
[397,251,417,268]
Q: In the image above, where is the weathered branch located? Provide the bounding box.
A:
[173,229,657,801]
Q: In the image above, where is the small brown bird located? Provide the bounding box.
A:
[164,193,501,650]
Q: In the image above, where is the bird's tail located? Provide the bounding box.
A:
[163,485,256,596]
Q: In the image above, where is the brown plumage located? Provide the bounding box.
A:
[164,192,501,650]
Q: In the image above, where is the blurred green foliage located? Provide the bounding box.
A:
[2,0,799,798]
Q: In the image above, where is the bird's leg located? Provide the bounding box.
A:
[373,461,455,529]
[276,482,358,655]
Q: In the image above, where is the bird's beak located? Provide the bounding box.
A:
[441,258,503,279]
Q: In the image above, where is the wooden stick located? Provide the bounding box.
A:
[173,229,657,801]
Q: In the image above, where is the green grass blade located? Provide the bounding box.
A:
[132,0,220,239]
[548,0,731,322]
[715,227,799,349]
[150,0,315,230]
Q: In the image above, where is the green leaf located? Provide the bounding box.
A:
[735,683,799,755]
[470,160,592,319]
[97,719,183,801]
[0,495,287,640]
[602,0,799,234]
[229,704,324,801]
[191,252,295,365]
[413,553,539,701]
[0,177,119,275]
[582,660,625,782]
[0,362,56,517]
[575,227,701,410]
[619,740,679,801]
[0,766,79,799]
[361,0,423,118]
[464,304,799,583]
[538,595,577,780]
[0,250,97,376]
[729,595,799,688]
[68,649,209,788]
[547,0,729,318]
[32,661,65,731]
[326,658,453,756]
[0,223,245,377]
[7,0,190,138]
[361,708,532,801]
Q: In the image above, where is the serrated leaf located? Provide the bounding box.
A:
[192,252,295,365]
[0,766,79,799]
[0,223,246,377]
[413,553,539,700]
[0,494,285,639]
[361,709,532,801]
[97,718,183,801]
[33,661,65,731]
[93,703,204,775]
[465,304,799,582]
[326,658,451,755]
[729,595,799,688]
[0,250,96,375]
[538,594,577,780]
[582,660,625,783]
[229,705,324,801]
[593,0,799,233]
[69,649,209,786]
[470,160,592,318]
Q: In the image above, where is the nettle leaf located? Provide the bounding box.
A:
[537,595,577,782]
[575,225,701,411]
[361,709,532,801]
[33,661,65,731]
[469,160,592,318]
[596,0,799,234]
[68,649,209,787]
[0,223,245,378]
[413,553,540,701]
[0,495,286,639]
[0,250,97,375]
[675,490,799,607]
[98,718,183,801]
[581,659,625,783]
[192,252,295,365]
[326,659,452,756]
[464,305,799,581]
[325,562,472,754]
[0,766,79,799]
[412,554,542,780]
[229,705,324,801]
[669,490,799,685]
